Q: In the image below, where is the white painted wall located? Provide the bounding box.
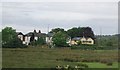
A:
[18,35,23,41]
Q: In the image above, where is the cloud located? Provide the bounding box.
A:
[2,2,118,35]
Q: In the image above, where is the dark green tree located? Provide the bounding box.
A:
[50,28,66,34]
[67,27,95,39]
[2,27,16,45]
[2,27,26,48]
[67,27,79,38]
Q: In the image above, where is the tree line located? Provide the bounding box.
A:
[50,27,95,47]
[2,26,118,49]
[1,27,95,48]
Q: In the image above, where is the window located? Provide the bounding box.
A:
[88,41,91,43]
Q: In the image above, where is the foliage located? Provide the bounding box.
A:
[2,27,27,48]
[2,27,16,44]
[36,37,46,45]
[50,28,66,34]
[3,37,27,48]
[31,37,46,46]
[95,35,118,48]
[67,27,95,39]
[67,27,80,38]
[52,31,69,47]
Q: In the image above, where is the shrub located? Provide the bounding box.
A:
[77,64,89,68]
[3,38,27,48]
[106,62,113,66]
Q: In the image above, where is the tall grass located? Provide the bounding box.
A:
[2,47,118,68]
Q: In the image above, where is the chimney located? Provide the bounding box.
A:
[38,30,41,33]
[34,30,37,33]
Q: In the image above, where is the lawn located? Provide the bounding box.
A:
[2,47,119,68]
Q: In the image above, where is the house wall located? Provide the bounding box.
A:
[86,38,94,44]
[70,40,78,45]
[23,36,31,45]
[81,38,94,45]
[34,36,38,41]
[18,35,23,41]
[46,37,52,43]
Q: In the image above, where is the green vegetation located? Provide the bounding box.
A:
[2,47,118,68]
[50,28,66,34]
[52,31,69,47]
[2,27,27,48]
[1,27,119,69]
[67,27,94,39]
[95,35,118,49]
[31,37,46,46]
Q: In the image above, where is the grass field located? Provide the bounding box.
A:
[2,47,119,68]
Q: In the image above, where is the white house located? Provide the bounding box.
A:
[17,30,47,45]
[17,32,24,41]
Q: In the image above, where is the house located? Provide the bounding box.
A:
[46,33,54,45]
[81,37,94,45]
[70,37,94,45]
[24,30,46,45]
[17,30,47,45]
[70,37,81,45]
[17,32,24,41]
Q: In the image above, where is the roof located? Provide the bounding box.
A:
[47,33,54,37]
[16,32,23,35]
[72,37,82,40]
[72,37,94,41]
[25,32,47,37]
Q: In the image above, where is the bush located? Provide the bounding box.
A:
[106,62,113,66]
[3,38,27,48]
[100,60,113,66]
[71,45,117,50]
[77,64,89,68]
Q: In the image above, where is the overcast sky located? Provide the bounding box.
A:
[1,2,118,35]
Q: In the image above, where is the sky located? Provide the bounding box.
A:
[1,1,119,35]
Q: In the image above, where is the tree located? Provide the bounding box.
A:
[67,27,95,39]
[52,31,69,47]
[50,28,66,34]
[67,27,79,38]
[2,27,16,45]
[2,27,26,48]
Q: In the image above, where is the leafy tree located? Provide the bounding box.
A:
[67,27,79,38]
[2,27,27,48]
[67,27,95,39]
[2,27,16,44]
[50,28,66,34]
[52,31,69,47]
